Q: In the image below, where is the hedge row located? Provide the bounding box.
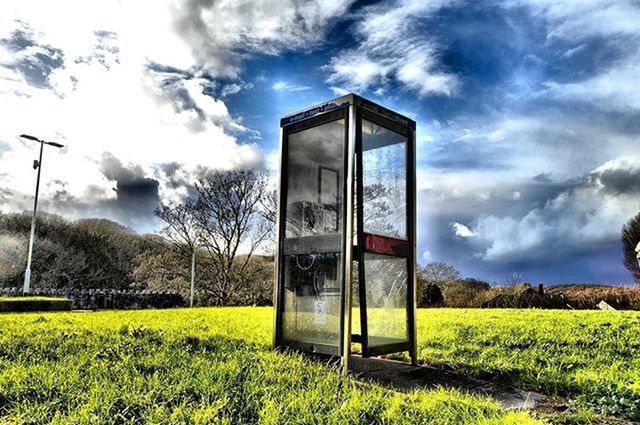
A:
[0,297,73,312]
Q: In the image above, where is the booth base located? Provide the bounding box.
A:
[349,356,545,411]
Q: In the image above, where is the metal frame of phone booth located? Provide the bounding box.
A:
[273,94,417,374]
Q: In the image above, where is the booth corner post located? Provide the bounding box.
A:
[273,94,417,375]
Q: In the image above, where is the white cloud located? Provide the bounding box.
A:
[468,155,640,261]
[509,1,640,112]
[329,86,350,96]
[272,80,311,92]
[325,0,458,97]
[543,54,640,112]
[451,222,474,238]
[0,1,264,229]
[510,0,640,42]
[220,81,254,98]
[172,0,355,78]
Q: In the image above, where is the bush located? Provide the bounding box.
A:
[418,283,444,307]
[547,285,640,310]
[622,212,640,284]
[0,297,73,312]
[438,278,491,307]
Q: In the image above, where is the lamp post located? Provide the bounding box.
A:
[19,134,64,295]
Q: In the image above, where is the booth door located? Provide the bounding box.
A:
[358,114,412,357]
[278,110,348,356]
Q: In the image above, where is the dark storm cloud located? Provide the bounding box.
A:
[592,167,640,195]
[533,173,552,183]
[0,23,64,89]
[98,153,160,218]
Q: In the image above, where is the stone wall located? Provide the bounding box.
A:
[0,288,185,310]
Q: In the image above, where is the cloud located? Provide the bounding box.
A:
[0,22,64,89]
[451,222,474,238]
[467,155,640,262]
[543,53,640,112]
[591,155,640,195]
[0,2,264,232]
[533,173,552,183]
[171,0,355,78]
[272,80,311,92]
[325,0,459,97]
[506,1,640,112]
[511,0,640,42]
[220,81,253,98]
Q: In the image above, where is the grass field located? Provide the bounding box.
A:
[0,308,638,423]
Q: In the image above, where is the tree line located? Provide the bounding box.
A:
[0,169,274,306]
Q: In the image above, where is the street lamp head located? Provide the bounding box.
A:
[20,134,41,142]
[19,134,64,148]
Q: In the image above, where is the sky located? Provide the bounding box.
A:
[1,0,640,285]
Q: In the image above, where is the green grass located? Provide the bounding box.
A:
[0,308,539,424]
[0,308,639,423]
[413,309,640,421]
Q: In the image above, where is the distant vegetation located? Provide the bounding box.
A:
[417,263,640,310]
[0,169,274,307]
[0,210,272,306]
[0,212,143,290]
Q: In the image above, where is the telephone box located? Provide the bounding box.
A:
[273,94,417,372]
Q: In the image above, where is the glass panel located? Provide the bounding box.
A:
[285,120,344,239]
[364,253,408,347]
[282,119,344,348]
[362,120,407,239]
[282,253,342,346]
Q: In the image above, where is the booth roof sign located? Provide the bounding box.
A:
[280,93,417,129]
[280,100,350,127]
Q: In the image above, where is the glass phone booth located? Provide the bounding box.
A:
[273,94,417,373]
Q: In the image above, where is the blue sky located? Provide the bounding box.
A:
[1,0,640,284]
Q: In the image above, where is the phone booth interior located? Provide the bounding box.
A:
[273,94,417,371]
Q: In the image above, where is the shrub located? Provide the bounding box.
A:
[418,283,444,307]
[0,297,73,312]
[622,212,640,284]
[438,278,491,307]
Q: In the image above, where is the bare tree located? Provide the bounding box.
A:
[259,189,277,255]
[418,261,461,283]
[193,169,270,305]
[155,200,200,306]
[622,212,640,285]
